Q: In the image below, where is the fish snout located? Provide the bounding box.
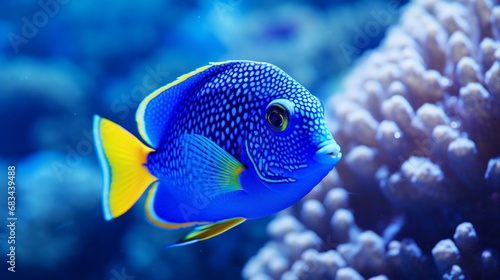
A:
[313,140,342,165]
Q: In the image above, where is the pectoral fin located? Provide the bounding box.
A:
[166,217,246,248]
[180,134,245,197]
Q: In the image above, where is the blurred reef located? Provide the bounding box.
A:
[0,0,411,279]
[244,0,500,279]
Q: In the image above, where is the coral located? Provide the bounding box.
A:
[243,178,499,279]
[243,177,399,279]
[244,0,500,279]
[329,0,500,251]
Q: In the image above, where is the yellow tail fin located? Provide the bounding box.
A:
[93,115,158,221]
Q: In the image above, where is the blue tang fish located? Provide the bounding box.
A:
[93,61,341,247]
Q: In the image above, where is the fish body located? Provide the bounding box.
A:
[93,61,341,247]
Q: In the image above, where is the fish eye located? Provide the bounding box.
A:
[265,100,293,133]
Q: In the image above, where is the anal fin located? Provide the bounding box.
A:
[145,182,200,229]
[167,217,246,248]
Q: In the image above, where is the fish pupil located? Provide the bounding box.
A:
[266,104,288,132]
[269,111,283,127]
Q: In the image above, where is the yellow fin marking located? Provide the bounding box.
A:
[135,61,241,147]
[145,182,201,229]
[136,64,213,146]
[167,217,246,248]
[93,115,158,220]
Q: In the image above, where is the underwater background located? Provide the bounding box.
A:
[1,0,500,279]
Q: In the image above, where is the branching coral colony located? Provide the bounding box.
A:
[244,0,500,279]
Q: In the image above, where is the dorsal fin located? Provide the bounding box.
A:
[135,61,230,148]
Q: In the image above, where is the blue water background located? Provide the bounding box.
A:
[0,0,405,279]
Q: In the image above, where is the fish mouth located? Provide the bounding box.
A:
[313,140,342,165]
